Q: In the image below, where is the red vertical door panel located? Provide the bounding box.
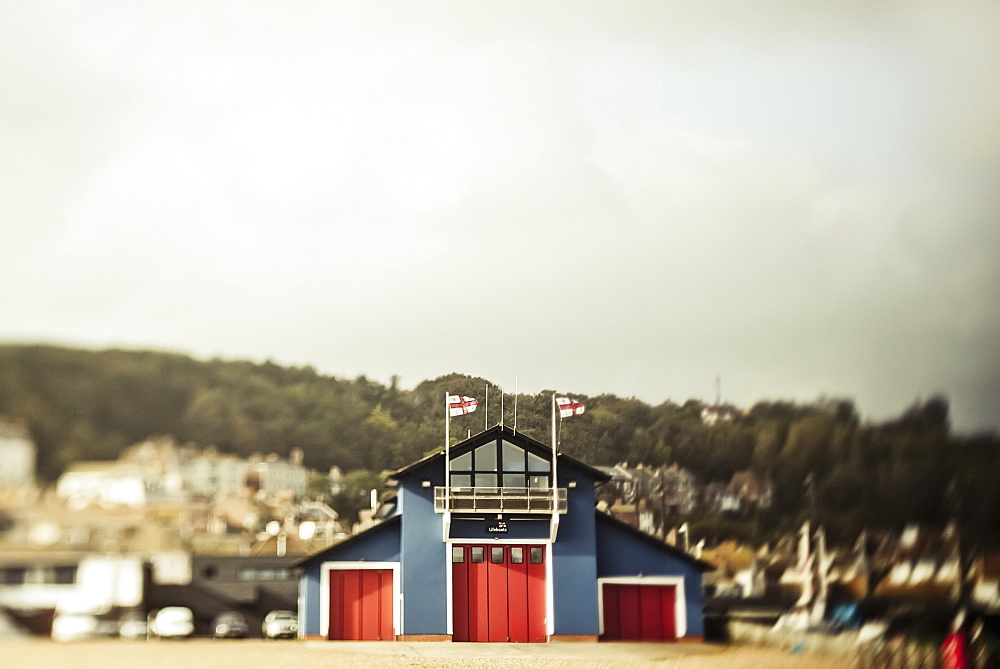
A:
[360,570,392,640]
[602,583,620,640]
[380,570,395,640]
[506,548,529,643]
[328,570,342,640]
[660,585,676,640]
[360,570,380,640]
[639,585,663,641]
[452,547,470,642]
[345,570,362,639]
[487,546,509,641]
[526,546,547,643]
[469,547,489,641]
[618,585,640,640]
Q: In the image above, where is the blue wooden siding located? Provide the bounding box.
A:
[398,479,448,635]
[551,472,601,635]
[593,512,706,638]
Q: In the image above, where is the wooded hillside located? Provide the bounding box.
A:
[1,344,997,546]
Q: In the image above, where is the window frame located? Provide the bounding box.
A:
[449,438,552,489]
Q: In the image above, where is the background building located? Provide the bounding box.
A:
[0,422,35,489]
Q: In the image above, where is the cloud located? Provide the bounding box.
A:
[1,1,998,431]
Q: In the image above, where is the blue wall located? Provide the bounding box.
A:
[398,479,448,635]
[301,565,321,637]
[550,473,600,636]
[593,513,706,638]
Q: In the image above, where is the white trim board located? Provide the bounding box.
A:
[319,561,402,639]
[445,541,554,640]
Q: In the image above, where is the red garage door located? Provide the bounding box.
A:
[452,544,547,642]
[601,583,677,641]
[328,568,394,640]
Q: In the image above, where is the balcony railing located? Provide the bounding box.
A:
[434,487,567,514]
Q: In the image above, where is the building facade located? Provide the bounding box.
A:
[0,422,35,488]
[297,426,709,642]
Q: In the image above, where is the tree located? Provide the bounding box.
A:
[330,469,389,526]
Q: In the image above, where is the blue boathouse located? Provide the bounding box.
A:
[296,425,710,642]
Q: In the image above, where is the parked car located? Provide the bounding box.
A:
[211,611,249,639]
[262,610,298,639]
[51,613,100,642]
[149,607,194,639]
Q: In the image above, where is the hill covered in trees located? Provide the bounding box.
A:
[1,344,997,546]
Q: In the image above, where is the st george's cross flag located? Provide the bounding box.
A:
[556,397,585,418]
[448,395,479,417]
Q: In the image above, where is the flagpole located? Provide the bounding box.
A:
[500,385,504,429]
[444,391,450,512]
[551,393,556,454]
[514,375,518,435]
[484,382,488,431]
[551,393,558,491]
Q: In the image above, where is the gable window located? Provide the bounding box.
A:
[449,438,550,489]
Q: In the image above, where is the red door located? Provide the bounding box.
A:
[601,583,677,641]
[452,544,546,642]
[328,568,394,640]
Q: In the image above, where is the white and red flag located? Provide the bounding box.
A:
[448,395,478,417]
[556,397,585,418]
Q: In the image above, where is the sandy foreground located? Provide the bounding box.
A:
[0,638,850,669]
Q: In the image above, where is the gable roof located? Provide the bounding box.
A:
[390,425,611,483]
[291,515,400,568]
[595,510,713,572]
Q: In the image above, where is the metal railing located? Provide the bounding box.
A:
[434,487,567,514]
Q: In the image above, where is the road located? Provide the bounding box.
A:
[0,638,850,669]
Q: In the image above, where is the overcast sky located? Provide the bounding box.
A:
[2,1,998,432]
